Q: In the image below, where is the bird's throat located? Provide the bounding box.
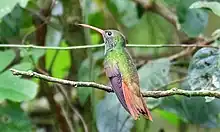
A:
[104,44,109,55]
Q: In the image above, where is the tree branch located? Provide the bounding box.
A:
[10,69,220,99]
[134,0,178,28]
[10,69,112,92]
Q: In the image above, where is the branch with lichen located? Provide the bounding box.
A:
[10,69,220,99]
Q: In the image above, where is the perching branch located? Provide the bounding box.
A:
[11,69,220,99]
[10,69,113,92]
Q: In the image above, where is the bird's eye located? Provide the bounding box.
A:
[107,31,112,36]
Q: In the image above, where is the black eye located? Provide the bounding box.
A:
[107,31,112,36]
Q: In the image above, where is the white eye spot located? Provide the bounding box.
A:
[106,31,112,36]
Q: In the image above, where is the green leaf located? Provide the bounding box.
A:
[181,9,208,37]
[128,12,173,44]
[188,48,220,91]
[0,49,15,72]
[12,62,33,71]
[20,48,45,64]
[77,51,103,105]
[163,0,180,6]
[155,109,180,126]
[177,0,209,37]
[96,93,134,132]
[0,0,29,19]
[211,29,220,46]
[106,0,139,27]
[46,42,71,78]
[138,58,170,109]
[0,102,32,132]
[0,4,32,37]
[91,33,101,45]
[161,96,220,127]
[0,70,38,102]
[146,97,162,110]
[88,12,105,30]
[138,58,171,91]
[190,1,220,17]
[188,48,220,102]
[45,18,62,47]
[128,12,176,56]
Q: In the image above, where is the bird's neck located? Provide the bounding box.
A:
[104,47,126,56]
[104,42,126,55]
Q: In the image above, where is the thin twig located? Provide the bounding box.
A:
[168,39,214,61]
[0,43,217,50]
[24,8,61,31]
[21,18,49,45]
[22,49,48,75]
[154,77,186,90]
[168,47,196,61]
[10,69,220,99]
[127,44,215,48]
[0,44,105,50]
[151,1,178,28]
[60,105,76,132]
[48,50,60,75]
[56,84,88,132]
[119,116,131,132]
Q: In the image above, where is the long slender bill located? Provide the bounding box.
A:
[77,24,105,34]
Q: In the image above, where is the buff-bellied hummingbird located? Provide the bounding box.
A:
[78,24,152,121]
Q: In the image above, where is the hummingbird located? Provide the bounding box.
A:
[78,24,152,121]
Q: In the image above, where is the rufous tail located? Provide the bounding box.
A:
[122,82,153,121]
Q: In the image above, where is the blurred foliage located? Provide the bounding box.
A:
[139,58,171,91]
[0,4,32,37]
[190,1,220,17]
[0,49,37,101]
[96,93,133,132]
[77,51,103,105]
[0,102,32,132]
[0,0,29,19]
[188,48,220,90]
[177,0,209,37]
[0,0,220,132]
[106,0,139,28]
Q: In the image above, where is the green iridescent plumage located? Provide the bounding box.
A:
[104,30,138,84]
[78,24,152,121]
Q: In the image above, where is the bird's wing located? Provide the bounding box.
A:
[104,61,129,112]
[104,60,152,121]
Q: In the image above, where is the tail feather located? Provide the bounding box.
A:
[122,82,153,121]
[140,96,153,121]
[123,86,139,119]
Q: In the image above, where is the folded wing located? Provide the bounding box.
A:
[104,61,129,113]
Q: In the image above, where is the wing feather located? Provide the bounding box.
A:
[104,61,129,113]
[104,60,152,121]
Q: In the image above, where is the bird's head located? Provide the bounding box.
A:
[78,24,127,55]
